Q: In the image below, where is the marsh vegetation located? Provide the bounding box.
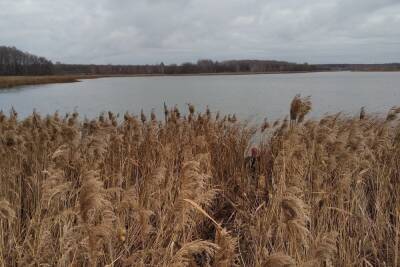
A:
[0,97,399,266]
[0,76,86,89]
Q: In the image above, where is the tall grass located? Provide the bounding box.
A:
[0,75,104,89]
[0,97,399,266]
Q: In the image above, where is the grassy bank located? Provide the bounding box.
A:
[0,75,103,89]
[0,98,400,266]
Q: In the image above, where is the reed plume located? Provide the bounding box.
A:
[0,97,399,266]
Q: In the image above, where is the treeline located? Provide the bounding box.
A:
[0,46,53,75]
[2,46,400,76]
[54,59,321,75]
[316,63,400,72]
[53,61,400,75]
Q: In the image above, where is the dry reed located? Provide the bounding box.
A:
[0,96,399,266]
[0,75,103,89]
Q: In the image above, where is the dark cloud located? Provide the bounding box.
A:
[1,0,399,64]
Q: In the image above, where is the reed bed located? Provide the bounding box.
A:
[0,75,103,89]
[0,97,399,266]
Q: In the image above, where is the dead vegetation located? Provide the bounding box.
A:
[0,75,103,89]
[0,97,399,266]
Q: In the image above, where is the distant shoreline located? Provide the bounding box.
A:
[1,70,399,89]
[0,72,321,89]
[0,75,100,89]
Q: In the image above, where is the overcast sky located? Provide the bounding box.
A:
[1,0,399,64]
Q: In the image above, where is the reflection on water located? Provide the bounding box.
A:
[0,71,399,121]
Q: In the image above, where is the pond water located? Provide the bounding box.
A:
[0,71,399,121]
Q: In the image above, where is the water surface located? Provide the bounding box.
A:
[0,72,399,121]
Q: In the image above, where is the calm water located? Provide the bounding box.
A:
[0,72,399,121]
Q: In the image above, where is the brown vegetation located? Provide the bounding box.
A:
[0,75,102,89]
[0,98,400,266]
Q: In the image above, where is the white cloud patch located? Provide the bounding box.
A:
[232,16,256,26]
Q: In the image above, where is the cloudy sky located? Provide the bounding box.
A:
[1,0,399,64]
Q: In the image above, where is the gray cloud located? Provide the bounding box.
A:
[1,0,399,64]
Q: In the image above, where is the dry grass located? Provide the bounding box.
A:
[0,97,399,266]
[0,75,103,89]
